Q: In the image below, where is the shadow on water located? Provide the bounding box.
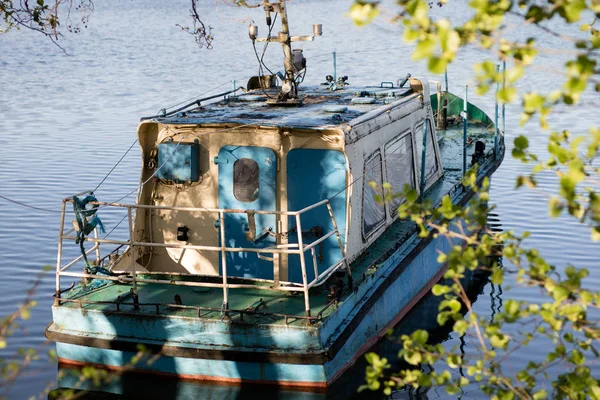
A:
[48,254,501,400]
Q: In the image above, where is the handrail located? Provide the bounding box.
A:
[55,197,350,318]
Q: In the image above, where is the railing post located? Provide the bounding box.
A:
[93,227,101,264]
[495,64,500,160]
[333,51,337,82]
[325,201,353,291]
[127,207,139,310]
[310,248,318,280]
[463,85,468,175]
[444,68,448,93]
[419,121,428,197]
[295,214,311,317]
[219,211,229,316]
[502,61,506,138]
[55,200,67,306]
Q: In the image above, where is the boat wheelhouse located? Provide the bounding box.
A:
[46,0,505,390]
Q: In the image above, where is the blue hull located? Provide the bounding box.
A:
[50,220,458,388]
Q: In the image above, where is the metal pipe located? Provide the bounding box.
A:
[333,51,337,82]
[62,236,302,255]
[308,260,346,289]
[140,89,240,120]
[295,214,311,317]
[70,198,335,217]
[55,200,67,305]
[302,230,336,252]
[502,61,506,137]
[310,248,318,281]
[127,207,138,307]
[219,211,229,315]
[93,227,101,262]
[326,202,352,290]
[59,271,306,292]
[444,68,448,93]
[60,245,99,272]
[84,201,291,215]
[295,199,330,214]
[463,85,468,175]
[419,121,428,196]
[495,64,500,160]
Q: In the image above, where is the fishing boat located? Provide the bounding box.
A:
[46,0,505,390]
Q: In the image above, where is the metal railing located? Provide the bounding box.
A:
[55,192,352,318]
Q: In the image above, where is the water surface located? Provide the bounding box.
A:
[1,0,598,398]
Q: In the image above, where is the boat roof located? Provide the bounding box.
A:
[149,85,415,130]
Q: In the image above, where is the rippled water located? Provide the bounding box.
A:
[1,0,598,398]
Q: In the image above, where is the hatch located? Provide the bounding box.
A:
[217,146,278,280]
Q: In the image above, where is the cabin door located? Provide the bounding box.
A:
[287,149,347,284]
[217,146,277,280]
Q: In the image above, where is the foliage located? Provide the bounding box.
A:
[0,267,48,399]
[0,0,215,51]
[351,0,600,398]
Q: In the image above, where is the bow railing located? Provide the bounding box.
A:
[55,192,351,318]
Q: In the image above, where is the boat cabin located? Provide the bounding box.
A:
[111,79,443,288]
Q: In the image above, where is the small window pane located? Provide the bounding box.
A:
[363,153,385,237]
[385,133,415,214]
[234,158,259,202]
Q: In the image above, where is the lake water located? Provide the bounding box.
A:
[1,0,598,398]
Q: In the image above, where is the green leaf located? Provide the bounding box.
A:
[348,3,380,26]
[432,284,451,296]
[453,319,469,335]
[504,299,519,316]
[514,135,529,150]
[428,56,448,74]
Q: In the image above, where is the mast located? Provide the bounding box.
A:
[249,0,322,105]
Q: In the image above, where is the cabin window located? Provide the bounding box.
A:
[363,152,386,238]
[233,158,260,202]
[384,131,415,215]
[422,119,438,182]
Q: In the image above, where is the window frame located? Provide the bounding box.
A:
[414,118,440,187]
[383,129,417,217]
[361,150,386,241]
[233,157,260,203]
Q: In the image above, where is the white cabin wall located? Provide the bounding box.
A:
[343,89,437,264]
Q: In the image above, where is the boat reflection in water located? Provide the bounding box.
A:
[50,255,502,400]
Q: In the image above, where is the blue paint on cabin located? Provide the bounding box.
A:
[217,146,277,280]
[286,149,347,283]
[157,141,200,182]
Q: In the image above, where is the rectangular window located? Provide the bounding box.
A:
[384,131,415,215]
[363,152,386,238]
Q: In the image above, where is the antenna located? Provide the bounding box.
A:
[249,0,322,105]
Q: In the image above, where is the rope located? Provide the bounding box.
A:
[0,193,63,213]
[102,213,128,239]
[92,139,139,193]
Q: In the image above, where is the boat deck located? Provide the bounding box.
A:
[60,123,496,327]
[60,280,334,325]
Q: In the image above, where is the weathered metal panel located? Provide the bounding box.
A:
[56,343,327,384]
[51,308,323,352]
